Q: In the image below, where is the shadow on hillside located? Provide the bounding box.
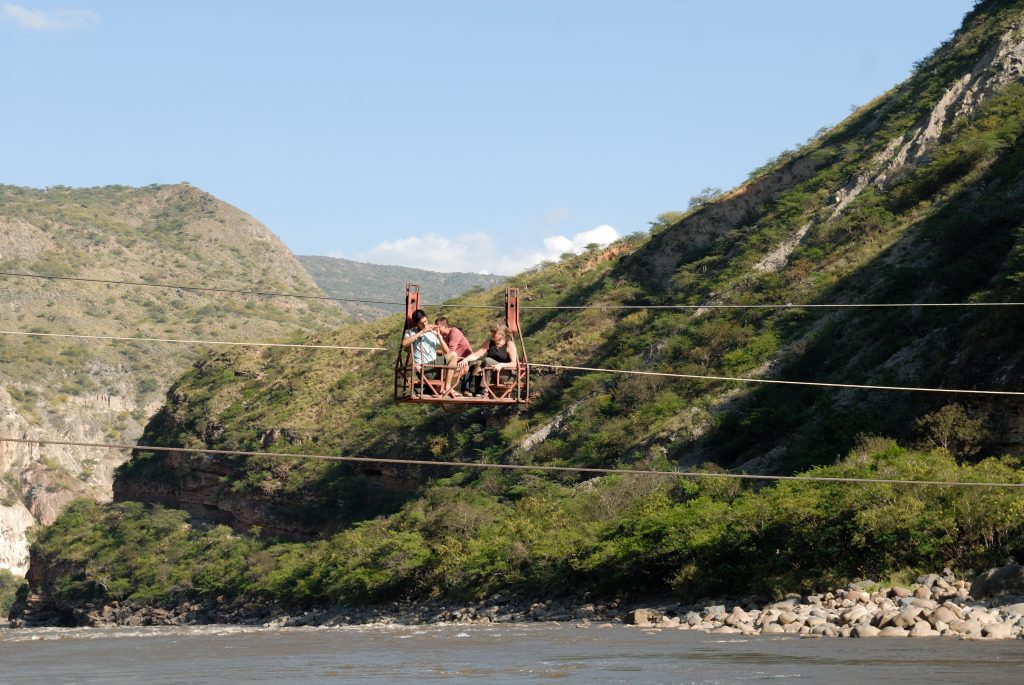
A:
[676,143,1024,472]
[540,135,1024,474]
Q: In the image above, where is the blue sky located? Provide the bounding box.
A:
[1,1,976,274]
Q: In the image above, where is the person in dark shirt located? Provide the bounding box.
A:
[456,323,519,396]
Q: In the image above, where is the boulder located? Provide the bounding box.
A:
[892,608,922,629]
[969,610,999,626]
[852,624,880,638]
[623,608,659,626]
[875,609,901,628]
[724,608,750,627]
[776,611,799,625]
[761,623,785,634]
[878,626,909,637]
[841,606,869,625]
[940,602,965,620]
[996,602,1024,617]
[929,606,958,627]
[909,621,940,637]
[890,586,912,598]
[982,622,1014,639]
[970,564,1024,599]
[946,619,980,635]
[703,604,727,619]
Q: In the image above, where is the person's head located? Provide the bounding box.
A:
[490,323,508,343]
[412,309,429,329]
[434,317,451,335]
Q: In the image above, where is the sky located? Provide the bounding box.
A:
[1,1,978,275]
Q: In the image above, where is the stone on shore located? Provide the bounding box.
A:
[909,621,940,637]
[971,564,1024,600]
[623,608,659,626]
[982,622,1015,639]
[852,624,880,638]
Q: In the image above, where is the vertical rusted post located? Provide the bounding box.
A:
[395,283,421,402]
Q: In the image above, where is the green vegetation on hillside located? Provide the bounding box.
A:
[298,255,507,321]
[32,445,1024,608]
[0,569,25,616]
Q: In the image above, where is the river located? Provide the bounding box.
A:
[1,623,1021,684]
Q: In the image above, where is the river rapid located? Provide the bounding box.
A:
[1,623,1022,684]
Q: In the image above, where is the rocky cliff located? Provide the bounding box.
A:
[0,184,347,572]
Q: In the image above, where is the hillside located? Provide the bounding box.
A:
[11,0,1024,622]
[298,255,507,321]
[0,184,347,574]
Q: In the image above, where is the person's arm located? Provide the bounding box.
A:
[402,326,435,348]
[457,343,487,368]
[503,340,519,368]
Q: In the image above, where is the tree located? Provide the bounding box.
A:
[915,403,987,459]
[688,187,724,209]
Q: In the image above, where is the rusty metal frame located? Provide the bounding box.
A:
[394,284,530,407]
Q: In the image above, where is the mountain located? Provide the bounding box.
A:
[11,0,1024,623]
[298,255,507,321]
[0,183,347,574]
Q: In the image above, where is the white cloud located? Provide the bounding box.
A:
[349,224,620,275]
[2,3,99,31]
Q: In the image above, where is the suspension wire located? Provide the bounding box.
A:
[521,301,1024,310]
[530,362,1024,397]
[0,270,404,307]
[3,270,1020,311]
[0,329,1020,396]
[2,436,1022,488]
[0,330,387,352]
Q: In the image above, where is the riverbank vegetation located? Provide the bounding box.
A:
[31,443,1024,610]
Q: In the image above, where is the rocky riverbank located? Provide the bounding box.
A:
[9,564,1024,639]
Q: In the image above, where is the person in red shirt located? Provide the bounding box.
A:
[435,317,473,395]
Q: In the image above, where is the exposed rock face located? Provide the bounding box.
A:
[628,23,1024,288]
[0,386,127,573]
[837,25,1024,212]
[0,501,34,574]
[112,446,425,541]
[0,183,347,575]
[971,563,1024,599]
[624,153,824,289]
[113,451,317,540]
